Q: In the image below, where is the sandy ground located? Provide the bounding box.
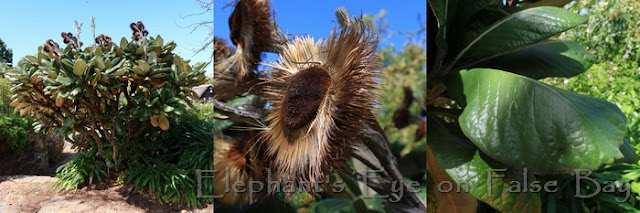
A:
[0,143,213,213]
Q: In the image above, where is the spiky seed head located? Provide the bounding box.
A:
[225,0,274,84]
[214,136,254,207]
[281,66,332,129]
[259,20,379,186]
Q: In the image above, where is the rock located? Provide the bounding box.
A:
[0,131,63,175]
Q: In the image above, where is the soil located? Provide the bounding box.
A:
[0,142,213,213]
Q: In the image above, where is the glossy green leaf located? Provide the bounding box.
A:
[476,40,595,79]
[458,68,626,173]
[428,118,541,212]
[454,7,586,65]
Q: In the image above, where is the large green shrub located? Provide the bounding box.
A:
[121,108,213,207]
[7,22,208,164]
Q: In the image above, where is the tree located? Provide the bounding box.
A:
[7,21,208,164]
[0,38,12,66]
[427,0,635,212]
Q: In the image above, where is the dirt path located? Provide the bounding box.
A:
[0,143,213,213]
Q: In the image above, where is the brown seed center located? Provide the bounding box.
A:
[281,66,332,129]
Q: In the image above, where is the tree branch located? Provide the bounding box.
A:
[212,98,264,126]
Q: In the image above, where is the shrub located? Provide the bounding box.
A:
[53,150,108,191]
[7,21,208,164]
[0,77,12,114]
[125,160,197,207]
[119,107,213,207]
[0,114,31,151]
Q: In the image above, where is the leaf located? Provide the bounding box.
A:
[56,76,74,86]
[138,60,151,72]
[120,37,128,48]
[457,68,626,173]
[73,59,87,77]
[163,105,174,113]
[156,35,164,47]
[150,116,159,127]
[158,114,169,131]
[615,138,639,164]
[55,96,65,107]
[428,118,541,212]
[453,7,586,66]
[476,40,595,79]
[25,55,39,64]
[69,87,83,97]
[427,141,478,213]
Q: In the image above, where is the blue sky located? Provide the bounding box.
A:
[0,0,213,75]
[214,0,427,62]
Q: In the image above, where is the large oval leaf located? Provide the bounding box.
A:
[475,40,595,79]
[458,68,626,173]
[73,59,87,77]
[428,118,541,212]
[453,6,586,66]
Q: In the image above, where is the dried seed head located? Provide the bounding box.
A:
[42,39,61,56]
[214,37,233,62]
[224,0,275,84]
[281,66,332,129]
[130,21,148,42]
[95,34,112,47]
[214,133,267,207]
[259,19,379,186]
[392,87,414,129]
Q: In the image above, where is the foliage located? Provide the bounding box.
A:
[6,22,208,164]
[189,101,216,121]
[540,1,640,211]
[50,106,213,207]
[376,43,427,190]
[53,150,108,191]
[0,78,32,152]
[537,163,640,212]
[121,107,213,207]
[427,1,633,212]
[0,78,13,114]
[561,0,640,63]
[551,0,640,149]
[0,114,31,151]
[545,63,640,149]
[0,38,12,65]
[125,161,198,206]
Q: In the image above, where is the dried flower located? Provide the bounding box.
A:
[259,20,379,186]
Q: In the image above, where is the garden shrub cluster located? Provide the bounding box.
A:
[0,78,32,152]
[53,101,213,207]
[4,21,212,207]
